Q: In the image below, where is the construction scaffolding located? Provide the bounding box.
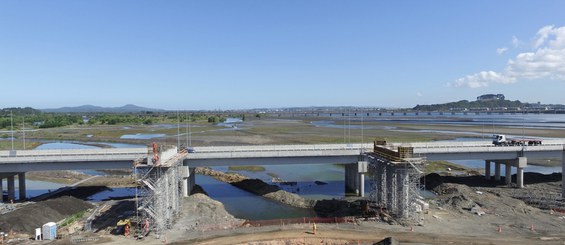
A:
[368,143,425,225]
[134,144,186,237]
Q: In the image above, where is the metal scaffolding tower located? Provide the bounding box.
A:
[135,145,186,237]
[368,144,425,225]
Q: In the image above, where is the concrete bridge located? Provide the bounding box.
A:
[1,141,564,201]
[1,140,564,228]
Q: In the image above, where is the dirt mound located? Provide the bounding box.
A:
[232,179,280,195]
[232,179,315,208]
[313,199,364,217]
[174,193,243,231]
[0,196,94,234]
[195,167,247,183]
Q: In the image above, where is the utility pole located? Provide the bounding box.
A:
[22,116,25,150]
[10,110,14,151]
[177,111,180,150]
[189,114,192,146]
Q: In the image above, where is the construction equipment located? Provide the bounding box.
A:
[116,219,131,236]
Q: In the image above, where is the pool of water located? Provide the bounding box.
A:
[197,175,316,220]
[215,163,351,200]
[35,142,99,150]
[2,178,66,200]
[120,133,166,139]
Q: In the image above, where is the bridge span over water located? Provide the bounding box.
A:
[1,140,564,233]
[0,140,563,201]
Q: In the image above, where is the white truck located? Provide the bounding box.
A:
[492,134,543,146]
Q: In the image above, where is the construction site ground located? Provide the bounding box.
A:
[2,167,565,244]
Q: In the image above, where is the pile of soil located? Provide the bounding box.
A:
[0,196,94,234]
[173,193,244,231]
[232,179,316,208]
[313,199,364,217]
[196,167,247,183]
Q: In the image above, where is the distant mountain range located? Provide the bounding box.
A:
[41,104,164,113]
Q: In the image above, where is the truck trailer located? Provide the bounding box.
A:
[492,134,543,146]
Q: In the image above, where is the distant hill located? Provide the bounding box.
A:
[41,104,164,113]
[413,99,525,111]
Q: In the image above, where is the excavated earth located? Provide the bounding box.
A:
[0,196,93,234]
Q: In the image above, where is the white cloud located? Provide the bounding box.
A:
[452,25,565,88]
[533,25,554,48]
[449,71,515,88]
[416,92,423,97]
[512,36,522,48]
[496,47,508,55]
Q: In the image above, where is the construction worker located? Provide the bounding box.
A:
[124,223,130,237]
[312,223,317,235]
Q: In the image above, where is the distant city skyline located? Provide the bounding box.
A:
[1,1,564,110]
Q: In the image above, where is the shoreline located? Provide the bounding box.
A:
[195,167,316,209]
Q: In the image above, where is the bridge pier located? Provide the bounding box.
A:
[505,164,512,185]
[344,161,368,197]
[516,157,527,188]
[7,175,15,202]
[484,160,491,180]
[18,172,26,201]
[375,161,386,206]
[0,177,3,202]
[396,169,409,218]
[188,167,195,196]
[385,164,396,214]
[494,163,501,181]
[562,149,565,198]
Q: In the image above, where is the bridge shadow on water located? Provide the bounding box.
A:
[32,185,111,202]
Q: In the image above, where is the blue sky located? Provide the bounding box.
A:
[1,1,565,110]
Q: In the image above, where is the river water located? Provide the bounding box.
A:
[5,114,563,219]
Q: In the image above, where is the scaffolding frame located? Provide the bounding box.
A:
[134,148,185,238]
[368,152,425,225]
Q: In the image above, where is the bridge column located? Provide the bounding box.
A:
[562,149,565,198]
[0,177,3,202]
[344,163,359,195]
[376,162,386,206]
[386,165,396,214]
[494,163,501,182]
[358,161,368,197]
[516,157,527,188]
[18,173,26,201]
[484,160,491,180]
[180,166,189,197]
[188,167,196,195]
[505,164,512,185]
[396,169,409,218]
[7,175,15,202]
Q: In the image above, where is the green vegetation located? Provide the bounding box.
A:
[413,99,524,111]
[60,210,88,227]
[228,165,266,172]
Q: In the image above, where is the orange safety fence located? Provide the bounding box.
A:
[240,216,357,227]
